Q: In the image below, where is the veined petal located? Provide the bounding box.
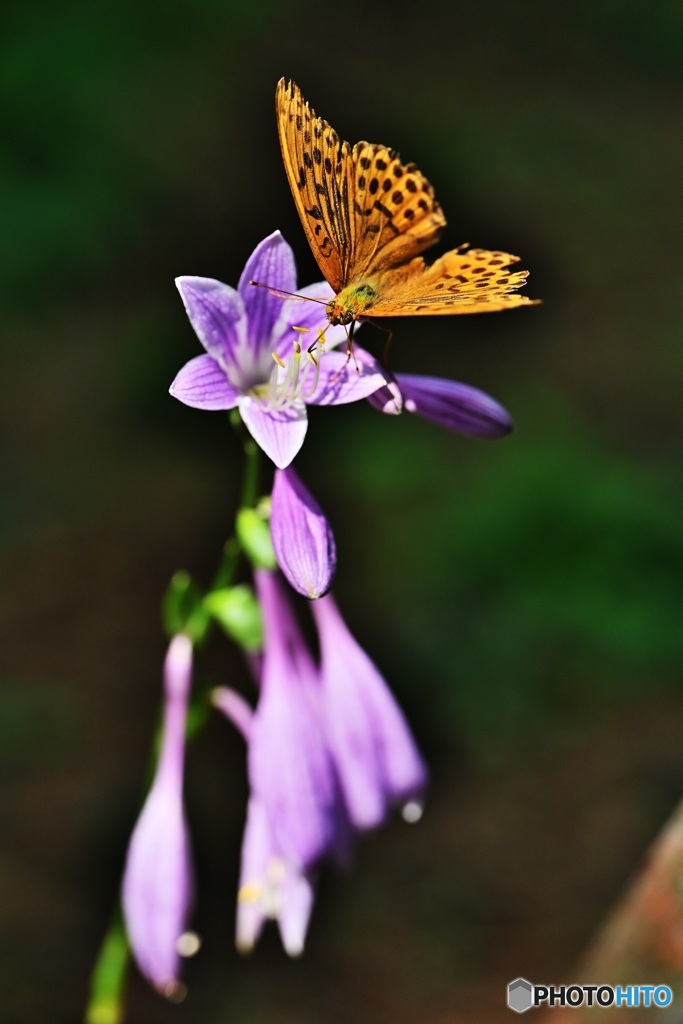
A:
[365,378,403,416]
[308,349,387,407]
[395,373,514,438]
[175,276,247,385]
[169,354,241,410]
[238,231,297,358]
[239,397,308,469]
[312,597,428,831]
[271,467,336,599]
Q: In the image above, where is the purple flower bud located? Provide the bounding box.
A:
[270,467,336,599]
[365,376,403,416]
[369,373,513,438]
[248,571,345,869]
[311,596,429,831]
[121,635,194,995]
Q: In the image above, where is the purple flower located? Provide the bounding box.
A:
[236,797,316,957]
[368,372,513,438]
[212,687,316,957]
[121,635,194,995]
[170,231,387,468]
[270,466,336,599]
[247,570,347,869]
[311,595,429,831]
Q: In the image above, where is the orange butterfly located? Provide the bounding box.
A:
[276,79,539,329]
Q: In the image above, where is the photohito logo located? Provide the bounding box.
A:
[507,979,673,1013]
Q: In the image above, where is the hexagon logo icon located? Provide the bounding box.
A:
[508,978,533,1013]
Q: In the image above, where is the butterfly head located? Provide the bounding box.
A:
[326,282,378,326]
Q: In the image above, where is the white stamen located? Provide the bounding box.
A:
[253,329,327,411]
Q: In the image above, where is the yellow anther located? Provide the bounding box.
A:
[293,341,301,358]
[238,882,263,904]
[272,353,286,368]
[307,351,318,367]
[292,325,310,333]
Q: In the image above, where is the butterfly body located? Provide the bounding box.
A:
[326,282,379,325]
[276,79,539,324]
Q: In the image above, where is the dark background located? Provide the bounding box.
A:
[3,2,683,1021]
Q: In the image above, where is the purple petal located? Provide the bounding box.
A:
[307,349,387,406]
[235,797,271,953]
[238,232,297,358]
[311,597,429,831]
[238,397,308,468]
[169,354,241,410]
[212,687,254,742]
[248,571,341,868]
[366,378,403,416]
[271,467,336,599]
[395,374,514,438]
[175,276,248,385]
[277,856,316,958]
[122,636,194,994]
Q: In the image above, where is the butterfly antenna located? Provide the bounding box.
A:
[248,280,328,305]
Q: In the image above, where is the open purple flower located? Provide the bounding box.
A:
[311,596,429,831]
[212,687,316,957]
[121,635,194,995]
[170,231,387,468]
[367,371,513,438]
[270,466,336,599]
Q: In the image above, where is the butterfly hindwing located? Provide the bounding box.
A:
[368,248,539,315]
[349,143,446,280]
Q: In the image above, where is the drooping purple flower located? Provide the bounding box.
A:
[270,466,336,599]
[236,797,316,957]
[121,635,194,995]
[311,595,429,831]
[212,687,316,957]
[247,570,348,869]
[170,231,387,468]
[368,372,513,438]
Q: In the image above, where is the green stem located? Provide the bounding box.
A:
[233,411,261,510]
[85,909,129,1024]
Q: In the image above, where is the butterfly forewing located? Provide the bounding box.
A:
[369,247,540,315]
[276,79,355,291]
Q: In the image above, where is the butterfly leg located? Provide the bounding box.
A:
[345,321,361,374]
[359,317,394,371]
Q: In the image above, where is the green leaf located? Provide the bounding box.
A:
[204,584,263,652]
[236,506,276,570]
[162,571,209,641]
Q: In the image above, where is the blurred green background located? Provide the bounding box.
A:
[3,1,683,1021]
